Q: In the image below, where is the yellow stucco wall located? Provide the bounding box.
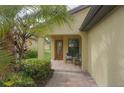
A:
[38,38,45,60]
[88,6,124,86]
[79,32,88,72]
[49,7,91,35]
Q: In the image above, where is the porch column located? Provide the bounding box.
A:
[38,37,44,60]
[63,36,68,62]
[50,37,55,60]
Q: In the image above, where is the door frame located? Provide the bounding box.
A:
[54,40,63,60]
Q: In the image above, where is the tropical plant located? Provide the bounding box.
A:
[0,6,24,78]
[0,5,71,61]
[0,49,14,80]
[0,5,71,80]
[13,5,71,61]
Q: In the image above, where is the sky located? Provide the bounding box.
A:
[16,5,79,21]
[67,5,79,10]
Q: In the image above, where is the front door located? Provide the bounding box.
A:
[55,40,63,60]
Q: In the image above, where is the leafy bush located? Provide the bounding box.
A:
[24,50,37,59]
[0,80,3,86]
[21,59,52,85]
[1,58,53,87]
[3,72,36,87]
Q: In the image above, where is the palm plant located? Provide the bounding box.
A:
[12,5,72,61]
[0,5,71,71]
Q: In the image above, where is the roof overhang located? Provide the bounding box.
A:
[80,5,116,31]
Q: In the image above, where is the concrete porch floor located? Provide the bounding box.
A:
[46,60,97,87]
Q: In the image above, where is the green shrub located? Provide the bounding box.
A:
[21,59,52,84]
[3,72,36,87]
[24,50,37,59]
[0,80,3,86]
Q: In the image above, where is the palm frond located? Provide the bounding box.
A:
[18,5,72,37]
[0,46,14,79]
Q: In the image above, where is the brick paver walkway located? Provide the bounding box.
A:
[46,60,97,87]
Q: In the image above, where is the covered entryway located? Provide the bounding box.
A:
[50,35,82,64]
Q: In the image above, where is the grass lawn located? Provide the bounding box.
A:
[24,49,51,61]
[43,51,51,61]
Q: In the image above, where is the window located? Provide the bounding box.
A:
[68,39,79,57]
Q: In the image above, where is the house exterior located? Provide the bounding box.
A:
[38,5,124,86]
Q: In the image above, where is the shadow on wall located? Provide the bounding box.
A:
[88,6,124,86]
[89,23,124,86]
